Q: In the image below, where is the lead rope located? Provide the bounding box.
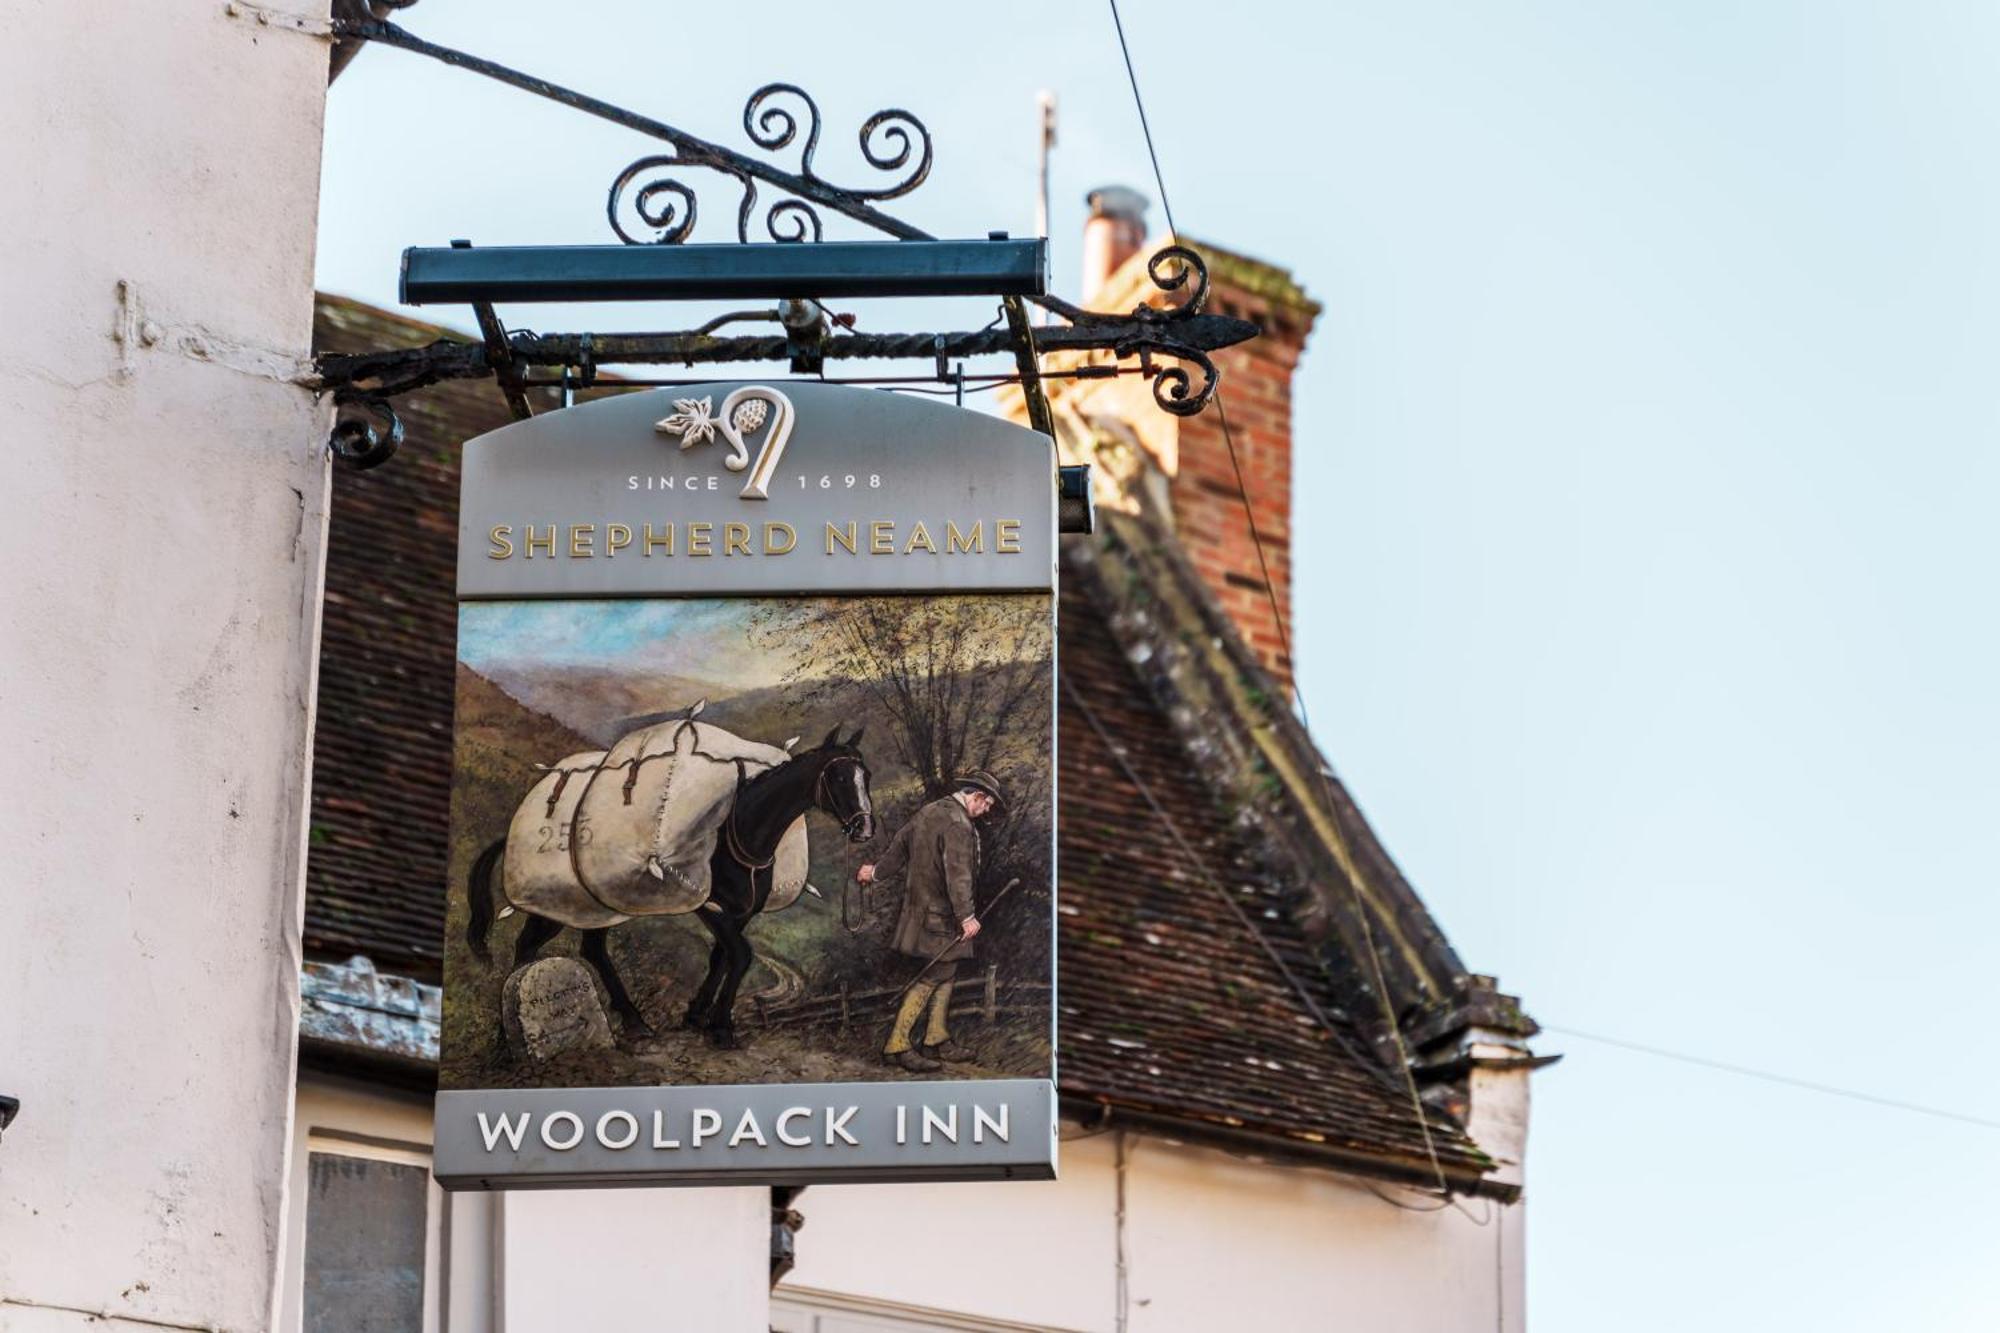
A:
[815,756,875,934]
[842,869,868,935]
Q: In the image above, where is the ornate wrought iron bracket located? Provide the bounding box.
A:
[316,19,1261,467]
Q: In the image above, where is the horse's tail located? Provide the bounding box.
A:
[466,838,507,964]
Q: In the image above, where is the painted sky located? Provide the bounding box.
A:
[460,599,789,690]
[321,5,2000,1327]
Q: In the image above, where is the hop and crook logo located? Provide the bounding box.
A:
[655,386,797,500]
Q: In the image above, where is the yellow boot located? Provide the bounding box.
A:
[885,982,941,1071]
[922,980,976,1063]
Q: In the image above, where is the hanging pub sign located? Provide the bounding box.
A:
[432,382,1057,1189]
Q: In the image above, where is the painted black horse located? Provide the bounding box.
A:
[465,725,875,1049]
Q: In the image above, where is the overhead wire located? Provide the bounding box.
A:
[1108,0,1178,240]
[1106,0,1452,1199]
[1545,1025,2000,1132]
[1103,3,2000,1159]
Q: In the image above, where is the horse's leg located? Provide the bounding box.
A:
[703,916,757,1050]
[580,928,654,1040]
[512,913,563,970]
[683,913,729,1031]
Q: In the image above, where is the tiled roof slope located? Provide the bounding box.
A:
[306,293,1498,1191]
[305,299,482,968]
[1020,242,1541,1086]
[1057,574,1490,1183]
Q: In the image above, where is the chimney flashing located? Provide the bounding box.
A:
[1087,185,1151,221]
[1081,184,1152,307]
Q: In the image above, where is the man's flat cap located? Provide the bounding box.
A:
[955,769,1006,812]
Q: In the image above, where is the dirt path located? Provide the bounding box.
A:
[744,954,806,1006]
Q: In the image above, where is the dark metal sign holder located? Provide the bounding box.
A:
[311,15,1260,526]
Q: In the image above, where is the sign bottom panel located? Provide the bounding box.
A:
[434,1078,1057,1189]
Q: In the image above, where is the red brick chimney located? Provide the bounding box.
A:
[1077,196,1321,690]
[1080,186,1150,305]
[1167,266,1317,689]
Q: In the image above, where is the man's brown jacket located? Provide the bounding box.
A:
[872,795,980,961]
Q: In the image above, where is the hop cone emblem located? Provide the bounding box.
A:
[732,398,769,433]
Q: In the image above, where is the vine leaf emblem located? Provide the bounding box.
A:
[656,397,719,448]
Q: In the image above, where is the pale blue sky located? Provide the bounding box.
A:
[320,4,2000,1326]
[461,599,773,681]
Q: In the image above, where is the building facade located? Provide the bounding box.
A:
[1,13,1544,1329]
[283,200,1543,1330]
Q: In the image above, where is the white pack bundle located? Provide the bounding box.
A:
[761,816,812,913]
[574,716,787,915]
[502,749,629,929]
[499,711,810,929]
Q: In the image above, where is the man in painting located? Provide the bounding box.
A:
[856,770,1005,1073]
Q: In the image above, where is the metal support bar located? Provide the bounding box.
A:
[1002,296,1055,439]
[456,236,534,421]
[326,20,1218,331]
[469,299,532,422]
[332,18,934,243]
[402,239,1049,306]
[317,311,1256,400]
[315,20,1261,467]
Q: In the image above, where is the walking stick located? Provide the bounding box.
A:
[891,877,1021,1004]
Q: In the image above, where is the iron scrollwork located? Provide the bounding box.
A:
[1139,244,1216,416]
[1098,244,1221,417]
[1144,344,1220,418]
[609,84,933,246]
[329,395,404,470]
[1131,244,1209,323]
[317,18,1261,463]
[312,244,1259,465]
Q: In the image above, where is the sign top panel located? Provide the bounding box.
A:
[457,382,1055,600]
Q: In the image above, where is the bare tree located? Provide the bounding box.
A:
[755,596,1051,800]
[755,595,1053,960]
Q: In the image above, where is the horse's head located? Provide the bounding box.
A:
[808,724,876,843]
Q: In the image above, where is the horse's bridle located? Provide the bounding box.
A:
[814,754,872,840]
[722,753,872,881]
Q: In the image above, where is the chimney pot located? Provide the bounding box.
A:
[1081,185,1150,307]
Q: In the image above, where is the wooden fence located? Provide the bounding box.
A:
[748,968,1052,1035]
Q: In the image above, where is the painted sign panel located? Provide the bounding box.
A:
[456,384,1053,599]
[436,383,1057,1188]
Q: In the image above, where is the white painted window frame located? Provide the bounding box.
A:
[772,1284,1088,1333]
[283,1074,506,1333]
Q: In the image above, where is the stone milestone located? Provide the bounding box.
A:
[501,957,615,1062]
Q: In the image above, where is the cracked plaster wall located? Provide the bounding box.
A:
[0,3,335,1329]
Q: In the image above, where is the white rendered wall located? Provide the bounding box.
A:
[288,1072,1515,1332]
[0,3,334,1328]
[286,1074,772,1333]
[782,1130,1525,1333]
[494,1180,771,1332]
